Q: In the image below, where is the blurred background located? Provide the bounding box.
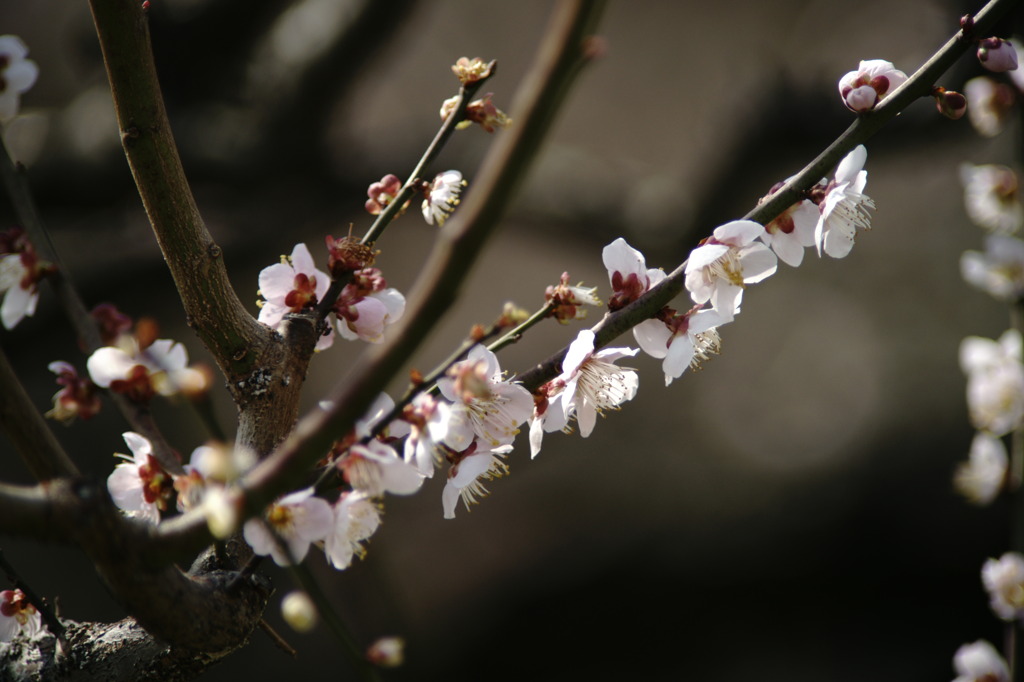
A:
[0,0,1021,679]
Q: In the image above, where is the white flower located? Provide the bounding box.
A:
[257,243,334,350]
[107,432,172,524]
[442,442,511,519]
[528,381,570,459]
[982,552,1024,620]
[0,589,41,642]
[0,254,39,329]
[955,432,1008,505]
[685,220,777,321]
[964,76,1015,138]
[339,439,424,497]
[760,200,818,267]
[548,329,639,438]
[961,235,1024,301]
[437,345,533,449]
[402,393,450,477]
[953,640,1009,682]
[335,287,405,344]
[961,164,1022,235]
[814,145,875,259]
[837,59,908,112]
[87,337,195,400]
[422,170,465,226]
[960,330,1024,436]
[633,306,729,386]
[333,268,405,344]
[324,491,381,570]
[602,237,664,310]
[242,487,333,566]
[0,36,39,122]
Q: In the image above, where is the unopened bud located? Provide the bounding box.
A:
[203,487,241,539]
[499,302,529,328]
[978,37,1018,73]
[933,87,967,120]
[281,591,318,633]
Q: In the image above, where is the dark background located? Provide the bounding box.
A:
[0,1,1021,679]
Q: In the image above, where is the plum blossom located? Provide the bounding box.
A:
[45,360,101,423]
[961,164,1022,235]
[953,640,1010,682]
[333,267,405,343]
[837,59,907,112]
[978,37,1019,73]
[440,93,511,132]
[421,170,465,226]
[685,220,777,321]
[602,237,664,311]
[964,76,1015,137]
[758,183,819,267]
[961,235,1024,301]
[0,229,52,330]
[257,242,333,350]
[960,330,1024,436]
[401,393,451,476]
[442,441,512,519]
[955,432,1008,505]
[0,589,41,642]
[814,145,875,259]
[107,432,174,524]
[0,36,39,122]
[87,336,198,402]
[324,491,381,570]
[437,345,533,450]
[173,442,255,513]
[366,637,405,668]
[451,57,492,84]
[529,377,580,459]
[242,488,333,566]
[547,329,639,439]
[634,306,729,386]
[983,552,1024,620]
[545,271,601,323]
[338,439,424,498]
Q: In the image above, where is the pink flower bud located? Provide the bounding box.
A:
[838,59,908,112]
[978,37,1018,73]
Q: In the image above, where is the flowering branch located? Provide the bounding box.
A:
[0,138,181,473]
[514,0,1022,392]
[88,0,270,380]
[153,0,609,562]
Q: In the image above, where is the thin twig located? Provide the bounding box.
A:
[0,345,79,480]
[154,0,609,564]
[258,618,297,658]
[0,137,181,475]
[514,0,1022,392]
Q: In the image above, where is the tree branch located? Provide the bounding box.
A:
[0,346,79,480]
[514,0,1022,392]
[88,0,270,381]
[154,0,609,562]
